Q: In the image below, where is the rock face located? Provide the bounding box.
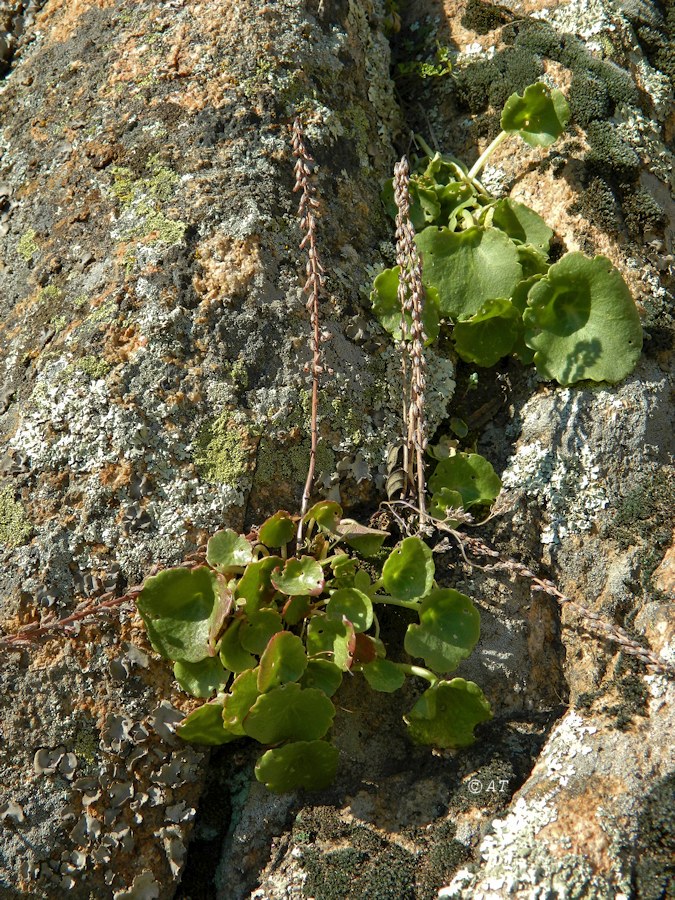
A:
[0,0,673,898]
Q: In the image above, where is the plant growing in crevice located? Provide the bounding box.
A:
[372,82,643,388]
[135,508,492,792]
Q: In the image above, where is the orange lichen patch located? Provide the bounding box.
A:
[538,777,628,873]
[36,0,118,45]
[98,459,134,491]
[103,322,147,364]
[193,233,261,306]
[159,74,238,113]
[109,36,161,86]
[653,532,675,598]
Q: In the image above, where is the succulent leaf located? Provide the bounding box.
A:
[416,226,522,319]
[404,589,481,673]
[136,566,222,663]
[173,656,229,698]
[361,659,406,693]
[371,266,441,344]
[272,556,325,596]
[257,631,308,692]
[243,683,335,743]
[206,529,254,572]
[523,253,643,385]
[404,678,492,747]
[255,740,339,793]
[501,82,570,147]
[382,537,435,601]
[177,701,238,745]
[258,511,295,547]
[429,452,501,510]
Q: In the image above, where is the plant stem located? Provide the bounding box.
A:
[397,663,438,684]
[292,117,326,542]
[372,595,420,611]
[468,130,509,179]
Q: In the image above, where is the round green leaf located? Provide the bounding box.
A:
[382,537,435,601]
[404,678,492,747]
[523,252,643,385]
[136,566,221,663]
[306,617,354,671]
[371,267,441,344]
[361,659,406,693]
[257,631,308,692]
[304,500,343,533]
[239,608,283,655]
[272,556,325,597]
[236,556,283,615]
[243,683,335,743]
[219,620,257,673]
[501,82,570,147]
[206,529,254,572]
[336,520,390,557]
[453,297,521,366]
[300,660,343,697]
[404,588,481,673]
[489,198,552,252]
[516,244,550,279]
[416,226,522,319]
[281,594,311,626]
[382,176,442,230]
[176,702,238,746]
[429,452,501,510]
[222,668,260,734]
[173,656,230,698]
[255,740,339,793]
[326,588,373,633]
[428,487,464,524]
[258,511,295,548]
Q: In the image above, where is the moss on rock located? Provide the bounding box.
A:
[0,486,32,548]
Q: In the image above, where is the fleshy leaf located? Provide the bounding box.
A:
[306,617,354,671]
[501,82,570,147]
[404,588,481,673]
[416,226,522,319]
[382,177,442,230]
[303,500,343,533]
[336,520,390,557]
[258,511,295,547]
[272,556,325,596]
[136,566,221,663]
[429,453,501,510]
[517,244,550,278]
[404,678,492,747]
[489,198,552,252]
[236,556,283,615]
[206,529,254,572]
[361,659,406,693]
[300,660,343,697]
[243,683,335,743]
[176,702,238,746]
[219,620,257,673]
[222,668,260,734]
[282,594,311,626]
[428,488,464,524]
[382,537,435,601]
[371,267,441,344]
[452,297,521,366]
[350,632,378,664]
[257,631,308,692]
[255,740,339,793]
[523,252,643,385]
[239,609,283,655]
[326,588,373,633]
[173,656,229,698]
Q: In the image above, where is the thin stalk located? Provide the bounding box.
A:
[468,130,509,179]
[372,595,420,611]
[292,117,327,541]
[396,663,438,684]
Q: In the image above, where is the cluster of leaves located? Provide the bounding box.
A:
[372,83,643,386]
[136,502,491,793]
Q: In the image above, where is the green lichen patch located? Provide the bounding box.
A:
[0,486,32,549]
[194,415,256,487]
[17,228,40,261]
[110,157,186,246]
[38,285,62,303]
[76,355,111,379]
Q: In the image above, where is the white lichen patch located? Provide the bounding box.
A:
[532,0,616,39]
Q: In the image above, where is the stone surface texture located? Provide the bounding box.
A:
[0,0,673,897]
